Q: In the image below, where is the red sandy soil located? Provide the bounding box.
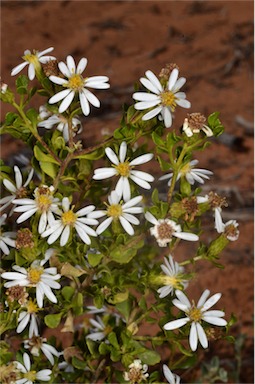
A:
[1,1,254,383]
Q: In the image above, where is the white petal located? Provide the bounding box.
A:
[59,91,75,113]
[40,282,57,304]
[66,55,76,73]
[145,70,163,92]
[162,107,172,128]
[23,352,31,371]
[140,77,161,94]
[47,225,63,244]
[36,370,52,381]
[214,208,223,233]
[16,208,37,223]
[119,142,127,163]
[119,216,134,235]
[76,205,95,216]
[173,232,199,241]
[115,177,125,200]
[96,217,113,234]
[28,63,35,80]
[172,77,186,92]
[130,170,154,182]
[132,92,160,101]
[83,89,100,107]
[130,175,151,189]
[175,290,191,308]
[11,61,28,76]
[176,98,191,109]
[58,61,71,77]
[197,289,210,308]
[196,322,208,349]
[14,166,22,189]
[75,223,91,244]
[93,169,117,180]
[80,91,90,115]
[3,179,16,193]
[17,313,30,333]
[202,292,222,311]
[144,211,158,225]
[77,57,87,74]
[164,317,189,330]
[60,225,70,246]
[105,147,119,165]
[172,298,189,312]
[168,68,179,91]
[142,106,162,120]
[203,310,225,317]
[49,75,67,85]
[203,316,227,326]
[49,89,72,104]
[38,47,54,56]
[122,177,131,202]
[189,322,198,351]
[162,365,175,384]
[38,211,47,234]
[135,100,161,110]
[122,195,142,209]
[129,153,154,166]
[122,213,139,225]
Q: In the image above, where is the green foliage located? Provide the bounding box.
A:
[0,51,236,384]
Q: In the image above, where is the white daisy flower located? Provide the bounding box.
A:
[11,47,56,80]
[14,352,52,383]
[17,299,39,338]
[41,197,99,246]
[24,336,60,365]
[123,359,149,383]
[163,289,227,351]
[38,113,82,142]
[1,255,61,308]
[215,217,240,241]
[159,159,213,186]
[163,365,181,384]
[0,213,16,254]
[93,141,154,201]
[157,255,188,298]
[48,55,110,115]
[0,165,34,213]
[13,185,59,234]
[95,191,143,236]
[145,211,198,247]
[133,68,190,128]
[182,113,213,137]
[86,316,107,342]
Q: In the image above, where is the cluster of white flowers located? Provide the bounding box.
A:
[1,47,238,383]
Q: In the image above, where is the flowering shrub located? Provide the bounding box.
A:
[0,48,239,383]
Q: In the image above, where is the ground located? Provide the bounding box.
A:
[0,1,254,383]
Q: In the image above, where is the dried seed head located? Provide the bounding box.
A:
[6,286,28,305]
[159,63,179,81]
[16,228,34,249]
[208,191,228,210]
[42,59,59,77]
[182,196,199,222]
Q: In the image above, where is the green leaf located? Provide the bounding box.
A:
[39,161,58,178]
[72,356,87,370]
[137,349,161,365]
[61,286,75,301]
[44,313,62,328]
[74,147,104,160]
[16,75,29,94]
[151,188,159,204]
[116,298,133,322]
[34,145,59,164]
[108,332,120,350]
[87,252,103,267]
[26,108,38,128]
[110,237,144,264]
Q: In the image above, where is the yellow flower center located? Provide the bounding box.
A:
[67,74,85,91]
[159,275,179,287]
[26,299,39,314]
[28,267,43,284]
[107,204,123,218]
[115,161,131,177]
[24,370,37,382]
[180,162,192,176]
[160,90,177,111]
[188,306,202,322]
[61,210,77,226]
[23,52,38,65]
